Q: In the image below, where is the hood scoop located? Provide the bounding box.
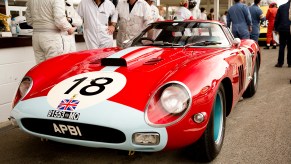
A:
[144,58,163,65]
[101,58,127,67]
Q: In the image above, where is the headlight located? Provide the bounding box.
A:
[12,76,33,108]
[160,85,189,114]
[19,77,32,97]
[145,82,191,127]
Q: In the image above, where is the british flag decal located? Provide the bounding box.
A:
[57,99,80,111]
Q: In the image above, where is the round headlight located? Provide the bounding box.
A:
[145,82,191,127]
[19,77,32,97]
[12,76,33,108]
[160,85,189,114]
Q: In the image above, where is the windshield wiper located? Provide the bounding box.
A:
[152,41,181,47]
[184,40,222,48]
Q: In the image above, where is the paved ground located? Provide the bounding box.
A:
[0,47,290,164]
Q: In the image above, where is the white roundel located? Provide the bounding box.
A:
[47,71,126,110]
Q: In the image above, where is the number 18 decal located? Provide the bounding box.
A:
[47,72,127,110]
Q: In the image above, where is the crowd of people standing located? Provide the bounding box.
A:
[25,0,291,69]
[25,0,163,63]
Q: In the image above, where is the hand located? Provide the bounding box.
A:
[107,25,115,35]
[67,27,76,35]
[248,26,252,33]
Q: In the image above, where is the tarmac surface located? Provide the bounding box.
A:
[0,46,290,164]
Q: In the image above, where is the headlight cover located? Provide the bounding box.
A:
[12,76,33,108]
[145,82,192,127]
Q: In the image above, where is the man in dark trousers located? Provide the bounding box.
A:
[274,0,291,68]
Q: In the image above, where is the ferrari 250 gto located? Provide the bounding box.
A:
[10,20,260,161]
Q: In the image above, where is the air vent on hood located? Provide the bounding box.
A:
[101,58,127,67]
[144,58,163,65]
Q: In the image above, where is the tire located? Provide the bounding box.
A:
[243,59,259,98]
[190,84,226,162]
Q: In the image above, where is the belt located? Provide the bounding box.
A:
[33,28,60,32]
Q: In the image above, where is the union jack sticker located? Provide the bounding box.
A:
[57,99,80,111]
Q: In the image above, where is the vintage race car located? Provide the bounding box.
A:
[10,20,260,161]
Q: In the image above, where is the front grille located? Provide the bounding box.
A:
[21,118,126,143]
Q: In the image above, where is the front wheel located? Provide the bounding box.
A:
[190,84,226,162]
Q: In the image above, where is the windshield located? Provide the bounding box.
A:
[131,22,231,47]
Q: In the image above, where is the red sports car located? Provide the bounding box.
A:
[10,20,260,161]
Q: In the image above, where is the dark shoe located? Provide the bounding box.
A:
[275,64,283,67]
[263,46,270,49]
[272,46,276,49]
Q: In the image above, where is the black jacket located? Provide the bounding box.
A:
[274,1,291,32]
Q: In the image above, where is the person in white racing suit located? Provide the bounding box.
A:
[26,0,76,64]
[77,0,118,49]
[116,0,153,48]
[63,0,82,53]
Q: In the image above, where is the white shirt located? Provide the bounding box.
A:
[77,0,118,49]
[174,6,192,20]
[77,0,117,27]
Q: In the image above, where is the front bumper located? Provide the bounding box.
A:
[11,97,167,152]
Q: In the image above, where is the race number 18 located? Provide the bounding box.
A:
[64,77,113,96]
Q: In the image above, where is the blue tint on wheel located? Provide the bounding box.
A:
[214,92,223,144]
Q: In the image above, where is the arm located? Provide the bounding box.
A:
[25,1,33,26]
[70,7,82,27]
[243,5,252,32]
[76,0,84,18]
[274,7,280,32]
[53,0,74,33]
[108,3,118,35]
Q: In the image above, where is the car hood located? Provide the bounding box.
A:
[24,46,226,111]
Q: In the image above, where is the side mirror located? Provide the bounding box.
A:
[233,38,241,48]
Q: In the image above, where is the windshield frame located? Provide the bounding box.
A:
[130,21,232,48]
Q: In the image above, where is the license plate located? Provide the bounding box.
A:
[53,123,82,136]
